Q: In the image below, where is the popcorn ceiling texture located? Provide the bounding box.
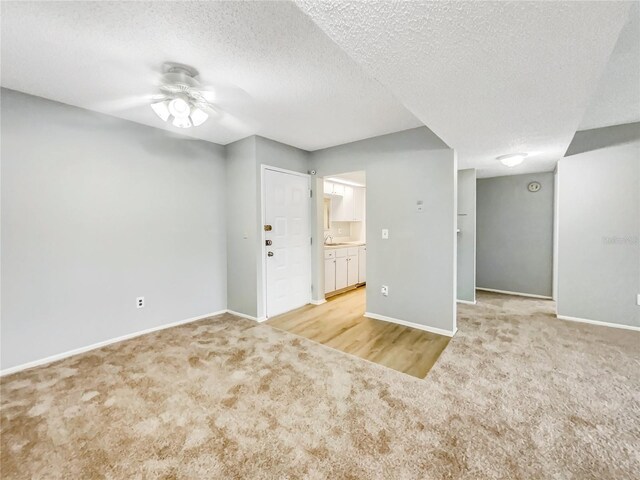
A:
[0,1,420,150]
[2,292,639,478]
[295,1,633,177]
[578,2,640,130]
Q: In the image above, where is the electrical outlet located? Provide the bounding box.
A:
[381,285,389,296]
[136,297,145,309]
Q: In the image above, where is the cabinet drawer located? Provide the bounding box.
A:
[324,250,335,259]
[334,248,348,258]
[347,247,359,256]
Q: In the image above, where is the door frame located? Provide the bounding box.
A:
[260,164,312,319]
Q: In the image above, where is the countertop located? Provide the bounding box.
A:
[324,241,366,250]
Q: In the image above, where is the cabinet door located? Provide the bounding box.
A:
[358,246,366,283]
[353,187,365,222]
[335,257,348,290]
[347,254,359,286]
[342,186,354,220]
[331,196,343,222]
[324,258,336,294]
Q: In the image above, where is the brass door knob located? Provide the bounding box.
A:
[267,251,274,257]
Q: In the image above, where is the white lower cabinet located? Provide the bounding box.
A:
[347,248,358,286]
[335,248,348,290]
[324,258,336,293]
[358,246,366,283]
[325,245,365,296]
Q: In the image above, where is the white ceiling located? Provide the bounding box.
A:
[578,1,640,131]
[295,1,634,177]
[0,1,421,151]
[1,1,637,178]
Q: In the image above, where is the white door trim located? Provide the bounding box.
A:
[260,164,312,319]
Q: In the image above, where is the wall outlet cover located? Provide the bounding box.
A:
[136,297,145,309]
[381,285,389,296]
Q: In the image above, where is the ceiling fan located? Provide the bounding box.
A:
[149,62,218,129]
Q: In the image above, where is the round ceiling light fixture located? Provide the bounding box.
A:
[497,153,528,167]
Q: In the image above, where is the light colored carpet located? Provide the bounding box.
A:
[1,292,639,479]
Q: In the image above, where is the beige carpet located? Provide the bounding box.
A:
[2,292,639,479]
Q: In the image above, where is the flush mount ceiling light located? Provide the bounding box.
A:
[497,153,528,167]
[150,63,216,129]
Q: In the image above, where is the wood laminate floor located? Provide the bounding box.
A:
[266,287,450,378]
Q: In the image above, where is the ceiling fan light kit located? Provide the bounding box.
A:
[150,63,213,129]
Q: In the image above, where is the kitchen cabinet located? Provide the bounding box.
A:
[358,246,366,283]
[324,245,366,296]
[324,181,344,197]
[324,250,336,293]
[330,186,365,222]
[353,187,365,222]
[347,248,359,286]
[335,257,348,290]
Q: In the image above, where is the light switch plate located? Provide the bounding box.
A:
[382,228,389,239]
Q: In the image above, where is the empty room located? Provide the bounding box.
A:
[1,1,639,478]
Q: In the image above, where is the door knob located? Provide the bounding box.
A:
[267,251,274,257]
[264,225,272,231]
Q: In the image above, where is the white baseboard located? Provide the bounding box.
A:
[364,312,457,337]
[557,314,640,332]
[476,287,552,300]
[310,299,327,306]
[0,309,227,377]
[226,310,268,323]
[456,299,476,305]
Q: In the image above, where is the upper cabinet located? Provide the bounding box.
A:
[325,181,365,222]
[353,187,365,222]
[324,181,344,197]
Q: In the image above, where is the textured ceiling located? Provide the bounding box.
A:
[295,1,633,177]
[578,2,640,130]
[0,1,421,150]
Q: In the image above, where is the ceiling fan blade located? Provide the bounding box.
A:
[199,82,251,107]
[89,94,166,112]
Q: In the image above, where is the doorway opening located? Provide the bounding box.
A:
[322,170,366,299]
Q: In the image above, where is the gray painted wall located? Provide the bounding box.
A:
[226,137,258,317]
[310,128,457,333]
[476,172,554,297]
[557,141,639,327]
[457,169,476,303]
[565,122,640,157]
[225,135,309,319]
[1,89,227,369]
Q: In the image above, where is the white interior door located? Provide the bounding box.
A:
[264,168,311,317]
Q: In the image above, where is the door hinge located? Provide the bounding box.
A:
[309,189,313,198]
[310,237,313,245]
